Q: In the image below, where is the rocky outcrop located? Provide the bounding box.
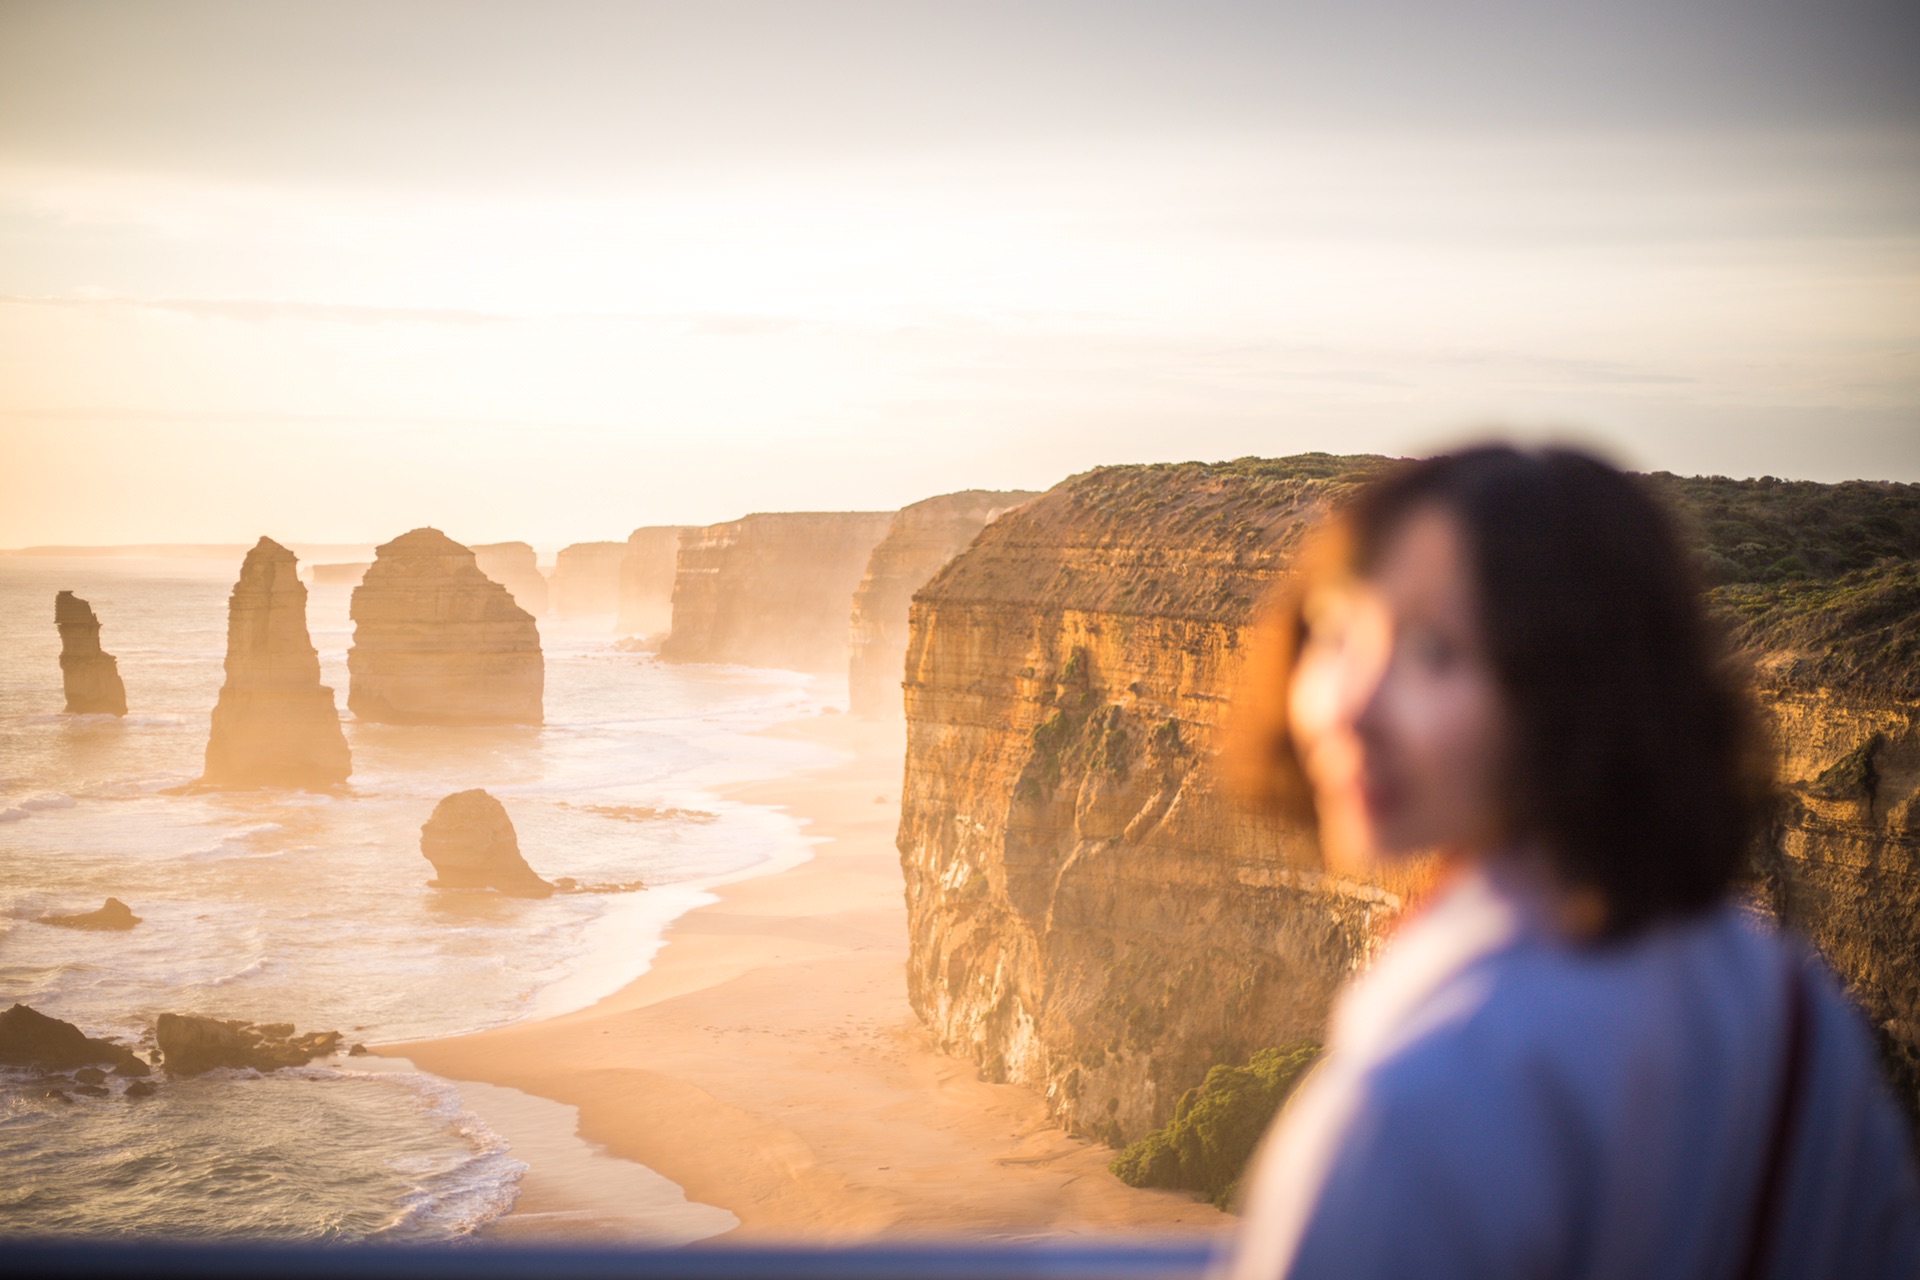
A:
[616,526,695,637]
[0,1004,149,1075]
[420,788,554,897]
[201,537,352,789]
[553,541,627,617]
[348,529,544,725]
[154,1013,342,1075]
[54,591,127,715]
[849,490,1037,718]
[309,562,370,587]
[661,511,893,672]
[40,897,141,931]
[897,457,1920,1144]
[473,542,549,616]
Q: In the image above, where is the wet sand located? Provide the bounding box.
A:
[386,712,1226,1242]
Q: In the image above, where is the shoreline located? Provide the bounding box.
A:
[386,711,1228,1243]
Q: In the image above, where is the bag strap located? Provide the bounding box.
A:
[1734,956,1812,1280]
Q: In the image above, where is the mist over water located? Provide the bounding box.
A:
[0,554,828,1239]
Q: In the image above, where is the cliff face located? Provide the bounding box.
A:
[201,537,352,789]
[899,457,1920,1141]
[848,490,1038,719]
[471,542,548,617]
[348,528,544,726]
[54,591,128,715]
[552,541,627,618]
[616,526,694,637]
[661,512,893,672]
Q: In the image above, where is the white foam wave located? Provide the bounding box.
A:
[0,792,75,822]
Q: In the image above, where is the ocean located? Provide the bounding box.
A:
[0,554,829,1240]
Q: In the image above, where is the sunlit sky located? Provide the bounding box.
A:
[2,1,1916,548]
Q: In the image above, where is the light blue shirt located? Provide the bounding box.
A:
[1230,865,1920,1279]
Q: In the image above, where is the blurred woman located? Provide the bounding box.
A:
[1227,445,1920,1279]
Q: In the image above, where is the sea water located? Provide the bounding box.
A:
[0,555,830,1240]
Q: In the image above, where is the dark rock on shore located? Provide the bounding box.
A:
[153,1013,343,1075]
[420,789,555,897]
[39,897,141,931]
[0,1004,150,1076]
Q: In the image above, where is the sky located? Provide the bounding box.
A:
[1,0,1916,548]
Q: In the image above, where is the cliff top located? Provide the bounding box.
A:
[374,527,470,558]
[53,590,98,625]
[240,535,296,568]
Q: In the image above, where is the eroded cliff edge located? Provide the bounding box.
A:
[899,458,1920,1144]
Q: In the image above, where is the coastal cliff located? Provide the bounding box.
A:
[661,511,892,672]
[201,537,352,789]
[472,542,548,617]
[552,541,627,618]
[898,458,1920,1142]
[54,591,128,715]
[848,490,1037,719]
[348,528,544,726]
[616,526,694,637]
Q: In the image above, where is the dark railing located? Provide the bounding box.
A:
[4,1239,1220,1280]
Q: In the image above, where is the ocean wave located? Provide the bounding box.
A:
[0,792,75,822]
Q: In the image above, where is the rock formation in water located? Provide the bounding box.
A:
[419,789,554,897]
[896,458,1920,1145]
[201,537,353,789]
[616,526,695,637]
[348,529,544,725]
[552,541,628,618]
[154,1013,342,1075]
[848,490,1037,719]
[661,511,894,672]
[0,1003,150,1075]
[308,562,371,587]
[472,541,549,616]
[40,897,141,931]
[54,591,128,715]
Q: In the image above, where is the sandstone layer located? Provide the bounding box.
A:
[201,537,353,789]
[54,591,127,715]
[661,512,893,672]
[848,490,1038,719]
[472,542,549,617]
[898,457,1920,1145]
[552,541,628,617]
[349,529,544,726]
[420,788,555,897]
[616,526,695,637]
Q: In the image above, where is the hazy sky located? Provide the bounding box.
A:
[2,1,1916,547]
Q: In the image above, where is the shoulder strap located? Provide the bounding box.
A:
[1734,956,1812,1280]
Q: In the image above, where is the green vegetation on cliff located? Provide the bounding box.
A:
[1110,1041,1322,1210]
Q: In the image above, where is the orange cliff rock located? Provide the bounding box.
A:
[348,528,544,726]
[616,526,696,638]
[54,591,128,716]
[200,539,352,789]
[419,789,554,897]
[660,511,893,673]
[848,489,1038,720]
[471,542,549,617]
[552,541,627,618]
[897,457,1920,1144]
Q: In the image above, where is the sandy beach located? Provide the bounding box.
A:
[387,711,1228,1243]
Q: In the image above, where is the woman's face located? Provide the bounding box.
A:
[1287,505,1511,872]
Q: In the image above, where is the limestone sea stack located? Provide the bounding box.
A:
[661,512,893,671]
[349,529,544,725]
[54,591,128,715]
[615,526,696,637]
[848,489,1037,718]
[472,542,549,616]
[200,538,352,790]
[419,789,554,897]
[552,541,627,617]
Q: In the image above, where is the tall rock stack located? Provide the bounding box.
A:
[615,526,695,637]
[54,591,128,716]
[472,542,548,616]
[848,490,1037,718]
[552,541,627,617]
[200,538,352,789]
[349,528,545,725]
[660,512,893,672]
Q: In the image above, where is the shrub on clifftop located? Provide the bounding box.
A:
[1110,1041,1321,1210]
